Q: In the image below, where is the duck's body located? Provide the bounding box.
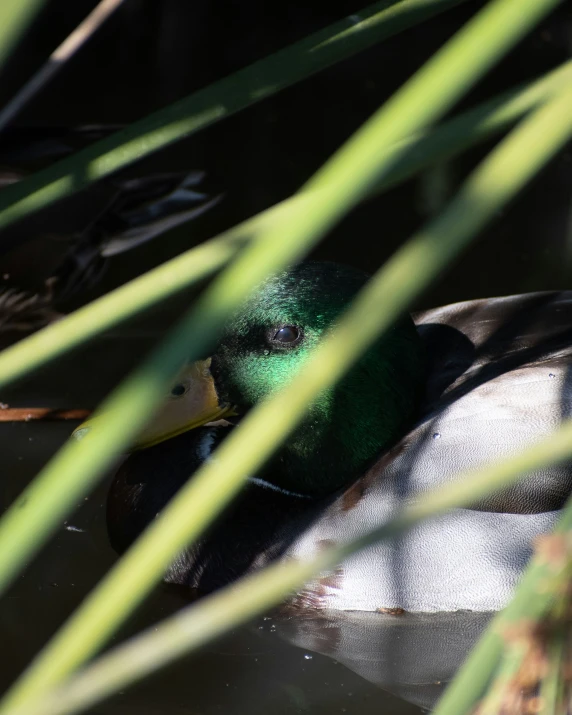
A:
[102,265,572,613]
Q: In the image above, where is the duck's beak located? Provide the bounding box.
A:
[73,358,236,450]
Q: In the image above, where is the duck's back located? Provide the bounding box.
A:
[284,292,572,612]
[406,290,572,512]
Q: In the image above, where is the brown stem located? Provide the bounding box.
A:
[0,406,91,421]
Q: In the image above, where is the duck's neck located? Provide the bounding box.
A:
[264,319,426,498]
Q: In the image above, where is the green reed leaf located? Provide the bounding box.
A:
[3,78,572,715]
[0,1,567,707]
[0,0,47,71]
[0,0,469,235]
[0,57,569,392]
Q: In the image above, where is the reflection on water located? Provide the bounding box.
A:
[271,609,492,711]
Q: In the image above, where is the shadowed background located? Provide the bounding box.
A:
[0,1,570,712]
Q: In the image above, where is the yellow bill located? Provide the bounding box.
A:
[73,358,236,450]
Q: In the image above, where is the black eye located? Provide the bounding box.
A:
[170,384,187,397]
[272,326,300,344]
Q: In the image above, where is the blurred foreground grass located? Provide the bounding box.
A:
[0,1,571,714]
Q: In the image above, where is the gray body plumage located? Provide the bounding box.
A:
[275,292,572,612]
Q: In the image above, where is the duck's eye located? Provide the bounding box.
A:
[170,383,187,397]
[272,326,299,344]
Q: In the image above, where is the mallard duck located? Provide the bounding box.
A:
[97,262,572,613]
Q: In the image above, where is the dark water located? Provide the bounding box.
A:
[0,1,571,713]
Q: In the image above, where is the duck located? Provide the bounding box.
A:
[98,261,572,613]
[0,125,220,334]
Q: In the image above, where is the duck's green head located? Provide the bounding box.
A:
[81,263,426,497]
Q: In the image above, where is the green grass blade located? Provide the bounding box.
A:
[0,59,569,397]
[539,630,567,715]
[1,36,570,713]
[477,586,568,714]
[0,0,47,72]
[0,0,560,612]
[8,418,572,715]
[0,0,529,606]
[476,642,529,715]
[376,59,572,192]
[15,450,572,715]
[0,0,470,234]
[434,534,572,713]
